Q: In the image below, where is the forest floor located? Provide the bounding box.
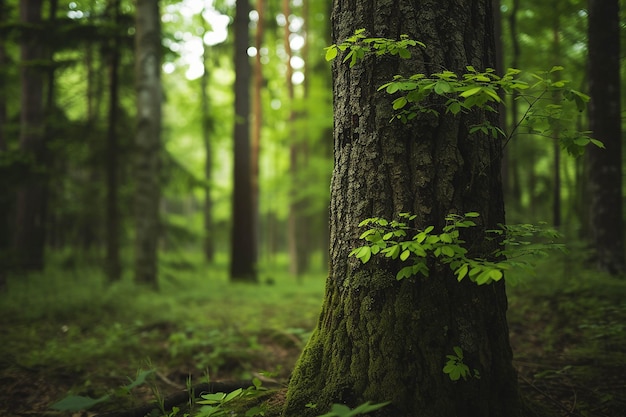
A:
[0,251,625,417]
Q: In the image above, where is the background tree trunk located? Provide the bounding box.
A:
[134,0,162,288]
[230,0,257,282]
[105,0,122,282]
[201,12,215,264]
[251,0,264,265]
[0,0,8,289]
[283,1,521,416]
[14,0,47,272]
[586,0,624,275]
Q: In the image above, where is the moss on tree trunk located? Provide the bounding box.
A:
[283,1,522,416]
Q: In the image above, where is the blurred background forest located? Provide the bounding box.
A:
[1,0,626,416]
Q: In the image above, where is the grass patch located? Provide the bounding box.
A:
[0,252,326,415]
[1,246,625,416]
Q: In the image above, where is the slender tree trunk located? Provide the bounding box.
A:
[81,41,101,251]
[251,0,263,263]
[134,0,162,289]
[14,0,47,271]
[230,0,257,282]
[105,0,122,282]
[201,13,215,263]
[284,1,521,416]
[283,0,309,278]
[0,0,9,289]
[0,0,6,153]
[586,0,624,275]
[551,17,561,228]
[507,0,522,210]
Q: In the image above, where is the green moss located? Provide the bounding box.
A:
[344,262,398,292]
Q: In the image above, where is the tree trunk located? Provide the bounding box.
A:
[506,0,522,210]
[0,0,9,289]
[251,0,263,264]
[14,0,47,272]
[283,1,521,416]
[201,12,215,264]
[551,16,561,228]
[586,0,624,275]
[105,0,122,282]
[134,0,162,289]
[230,0,257,282]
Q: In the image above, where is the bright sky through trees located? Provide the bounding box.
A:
[161,0,305,83]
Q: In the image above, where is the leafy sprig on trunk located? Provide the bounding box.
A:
[349,213,565,285]
[326,30,603,157]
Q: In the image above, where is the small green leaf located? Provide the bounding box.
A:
[488,269,503,281]
[386,82,400,94]
[440,233,453,243]
[398,48,411,59]
[453,346,463,358]
[358,246,372,263]
[393,96,408,110]
[448,101,462,115]
[434,80,451,94]
[590,139,604,148]
[460,86,482,98]
[325,45,338,61]
[51,395,111,412]
[456,264,469,281]
[400,249,410,261]
[441,245,455,258]
[224,388,243,403]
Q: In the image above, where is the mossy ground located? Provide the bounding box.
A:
[0,249,624,416]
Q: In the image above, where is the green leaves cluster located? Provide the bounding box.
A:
[326,29,603,157]
[443,347,480,381]
[349,213,565,285]
[324,28,425,67]
[196,377,267,417]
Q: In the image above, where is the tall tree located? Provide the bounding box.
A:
[230,0,257,282]
[14,0,47,271]
[105,0,122,281]
[251,0,264,264]
[134,0,162,288]
[586,0,624,275]
[283,0,304,277]
[0,0,9,289]
[551,12,561,228]
[283,0,521,416]
[201,8,215,263]
[506,0,522,210]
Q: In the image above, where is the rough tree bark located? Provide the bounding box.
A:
[283,1,521,416]
[586,0,624,276]
[134,0,162,288]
